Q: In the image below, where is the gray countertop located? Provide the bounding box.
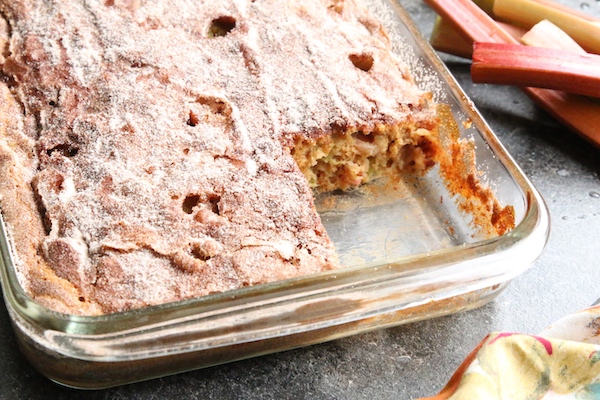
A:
[1,1,599,399]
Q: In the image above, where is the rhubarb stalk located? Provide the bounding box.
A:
[423,0,600,147]
[430,16,475,58]
[424,0,517,45]
[430,17,527,58]
[520,19,587,53]
[471,42,600,98]
[492,0,600,54]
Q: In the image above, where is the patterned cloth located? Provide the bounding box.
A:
[419,304,600,399]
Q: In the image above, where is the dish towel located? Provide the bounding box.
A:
[418,303,600,399]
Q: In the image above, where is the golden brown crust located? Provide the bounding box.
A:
[0,83,102,314]
[0,0,512,315]
[0,0,437,315]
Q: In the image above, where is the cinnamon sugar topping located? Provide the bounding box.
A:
[0,0,511,315]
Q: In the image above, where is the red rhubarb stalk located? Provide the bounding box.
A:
[471,42,600,98]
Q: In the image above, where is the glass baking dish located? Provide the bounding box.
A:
[0,0,549,389]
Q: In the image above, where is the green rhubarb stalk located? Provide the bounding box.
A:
[492,0,600,53]
[471,42,600,98]
[424,0,517,44]
[430,16,475,58]
[534,0,600,22]
[474,0,600,25]
[430,16,526,58]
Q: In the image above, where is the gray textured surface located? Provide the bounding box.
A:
[1,0,599,399]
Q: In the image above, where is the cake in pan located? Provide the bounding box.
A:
[0,0,512,315]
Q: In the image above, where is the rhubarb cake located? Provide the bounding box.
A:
[0,0,512,315]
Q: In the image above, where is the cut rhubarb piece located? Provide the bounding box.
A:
[471,42,600,98]
[520,20,587,54]
[430,16,526,58]
[430,16,475,58]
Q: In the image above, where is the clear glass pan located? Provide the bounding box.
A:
[0,0,549,389]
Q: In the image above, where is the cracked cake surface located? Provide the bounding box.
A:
[0,0,446,315]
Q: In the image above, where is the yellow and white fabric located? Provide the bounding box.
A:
[419,304,600,399]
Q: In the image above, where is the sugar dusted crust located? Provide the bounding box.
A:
[0,0,513,315]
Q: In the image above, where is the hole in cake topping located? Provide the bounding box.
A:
[349,53,374,72]
[182,194,201,214]
[46,143,79,158]
[197,97,230,116]
[191,245,211,261]
[187,97,232,125]
[121,123,135,133]
[328,0,345,13]
[130,60,147,68]
[208,16,237,37]
[208,194,221,215]
[187,110,200,126]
